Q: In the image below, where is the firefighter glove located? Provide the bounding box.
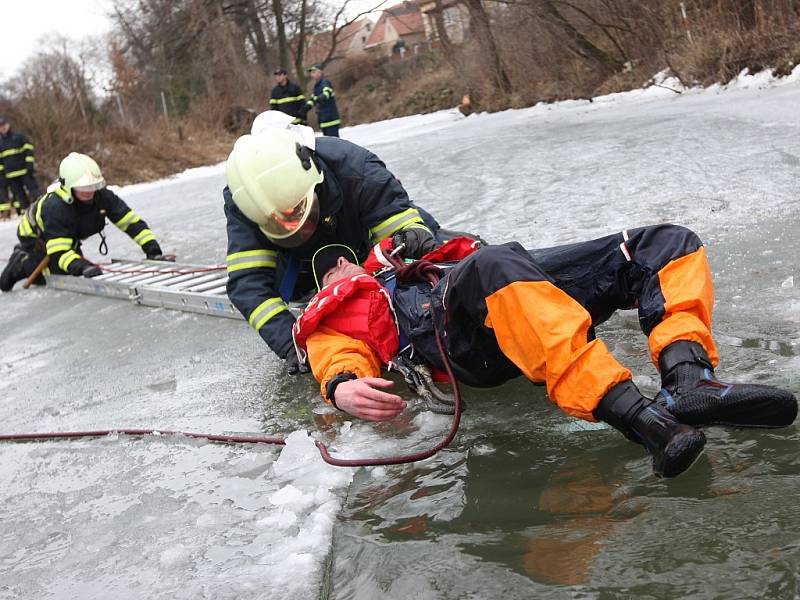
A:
[285,351,310,376]
[392,227,436,259]
[82,265,103,278]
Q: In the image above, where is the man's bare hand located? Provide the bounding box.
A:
[334,377,406,421]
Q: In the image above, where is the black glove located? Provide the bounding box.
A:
[147,254,175,262]
[82,265,103,278]
[392,228,437,259]
[285,352,310,375]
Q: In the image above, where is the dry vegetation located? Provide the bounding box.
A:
[1,0,798,189]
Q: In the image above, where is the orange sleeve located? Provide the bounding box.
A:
[307,326,383,403]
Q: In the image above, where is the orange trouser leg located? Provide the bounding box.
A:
[647,247,719,369]
[485,281,631,422]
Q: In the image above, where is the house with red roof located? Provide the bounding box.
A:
[364,1,429,59]
[304,18,374,68]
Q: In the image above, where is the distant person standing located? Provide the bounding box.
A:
[269,68,308,125]
[0,164,9,220]
[0,116,39,215]
[306,64,341,137]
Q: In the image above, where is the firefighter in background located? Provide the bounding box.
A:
[305,64,341,137]
[224,125,441,375]
[0,162,10,220]
[291,228,797,478]
[269,67,308,125]
[0,116,40,215]
[0,152,171,292]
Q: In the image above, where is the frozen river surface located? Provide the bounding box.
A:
[1,71,799,599]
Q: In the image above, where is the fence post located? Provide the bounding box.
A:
[160,90,169,122]
[680,2,693,43]
[116,95,127,125]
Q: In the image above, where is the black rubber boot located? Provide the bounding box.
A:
[0,247,30,292]
[657,341,797,428]
[594,381,706,478]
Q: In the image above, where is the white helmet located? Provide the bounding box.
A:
[59,152,106,194]
[251,110,317,150]
[226,129,324,248]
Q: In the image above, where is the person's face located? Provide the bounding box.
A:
[310,69,322,82]
[0,123,9,135]
[73,189,96,203]
[322,256,366,288]
[275,72,287,84]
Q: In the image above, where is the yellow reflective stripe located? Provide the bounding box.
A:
[369,208,424,243]
[58,250,81,272]
[133,229,156,246]
[1,147,26,157]
[248,297,288,331]
[319,118,341,128]
[226,249,277,273]
[114,210,141,231]
[46,237,74,254]
[25,157,34,162]
[5,168,27,178]
[34,199,45,229]
[53,187,70,202]
[322,86,334,99]
[22,143,33,151]
[273,95,305,104]
[0,202,11,211]
[18,215,35,237]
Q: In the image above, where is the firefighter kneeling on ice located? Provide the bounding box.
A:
[291,229,797,478]
[0,152,170,292]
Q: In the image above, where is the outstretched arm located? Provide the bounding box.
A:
[306,326,406,421]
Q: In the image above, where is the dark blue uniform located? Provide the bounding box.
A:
[0,128,39,213]
[308,77,341,137]
[270,80,307,125]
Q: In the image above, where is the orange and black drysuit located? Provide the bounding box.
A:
[295,224,717,421]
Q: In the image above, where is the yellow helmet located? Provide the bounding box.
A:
[59,152,106,195]
[225,129,323,248]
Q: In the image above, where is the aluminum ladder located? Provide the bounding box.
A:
[46,258,243,320]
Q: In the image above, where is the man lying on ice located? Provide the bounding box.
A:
[291,225,797,478]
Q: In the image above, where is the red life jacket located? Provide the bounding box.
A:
[293,236,480,366]
[293,273,399,363]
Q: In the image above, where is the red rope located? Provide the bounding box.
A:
[314,254,464,466]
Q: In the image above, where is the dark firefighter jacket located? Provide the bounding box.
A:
[309,77,340,129]
[0,129,35,180]
[224,135,440,359]
[17,186,162,275]
[269,80,307,124]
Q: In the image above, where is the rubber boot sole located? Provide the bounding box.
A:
[665,384,798,429]
[652,427,706,478]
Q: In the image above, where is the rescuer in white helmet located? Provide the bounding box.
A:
[0,152,170,291]
[223,127,442,374]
